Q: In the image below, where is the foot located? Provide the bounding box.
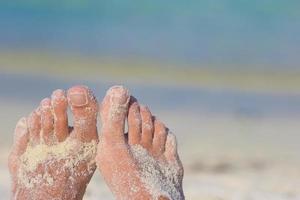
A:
[8,86,99,200]
[96,86,184,200]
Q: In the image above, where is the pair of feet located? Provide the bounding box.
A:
[8,85,184,200]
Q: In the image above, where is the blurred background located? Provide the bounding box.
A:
[1,1,300,199]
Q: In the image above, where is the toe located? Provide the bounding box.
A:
[128,96,142,145]
[51,89,69,142]
[40,98,55,145]
[164,132,184,178]
[164,132,178,163]
[140,105,154,150]
[12,117,29,155]
[9,117,29,172]
[67,85,98,142]
[8,117,29,193]
[28,109,41,145]
[100,85,130,143]
[152,118,167,157]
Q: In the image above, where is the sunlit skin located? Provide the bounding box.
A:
[8,85,184,200]
[96,86,184,200]
[8,86,98,200]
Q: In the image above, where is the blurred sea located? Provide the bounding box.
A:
[1,72,300,117]
[1,1,300,68]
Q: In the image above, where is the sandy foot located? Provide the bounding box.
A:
[8,86,99,200]
[96,86,184,200]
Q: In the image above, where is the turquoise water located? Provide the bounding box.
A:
[0,1,300,68]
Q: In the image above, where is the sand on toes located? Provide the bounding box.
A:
[8,86,99,200]
[96,86,185,200]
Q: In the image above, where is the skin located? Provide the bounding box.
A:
[8,85,184,200]
[96,86,184,200]
[8,86,98,200]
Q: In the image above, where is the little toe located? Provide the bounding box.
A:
[140,105,154,150]
[128,96,142,145]
[28,109,41,145]
[51,89,69,142]
[164,132,184,178]
[164,132,179,163]
[152,118,168,157]
[40,98,55,145]
[100,85,130,143]
[67,85,98,142]
[8,117,29,193]
[9,117,29,171]
[12,117,29,154]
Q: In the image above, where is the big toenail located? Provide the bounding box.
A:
[109,86,129,105]
[69,90,88,107]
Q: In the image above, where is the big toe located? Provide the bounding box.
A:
[67,85,98,142]
[100,85,130,143]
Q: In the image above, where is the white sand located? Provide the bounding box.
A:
[17,138,97,189]
[130,144,183,200]
[1,105,300,199]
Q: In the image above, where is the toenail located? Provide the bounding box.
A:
[41,98,51,107]
[140,105,149,111]
[35,107,41,115]
[14,117,28,140]
[69,89,88,107]
[52,89,65,98]
[108,86,129,105]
